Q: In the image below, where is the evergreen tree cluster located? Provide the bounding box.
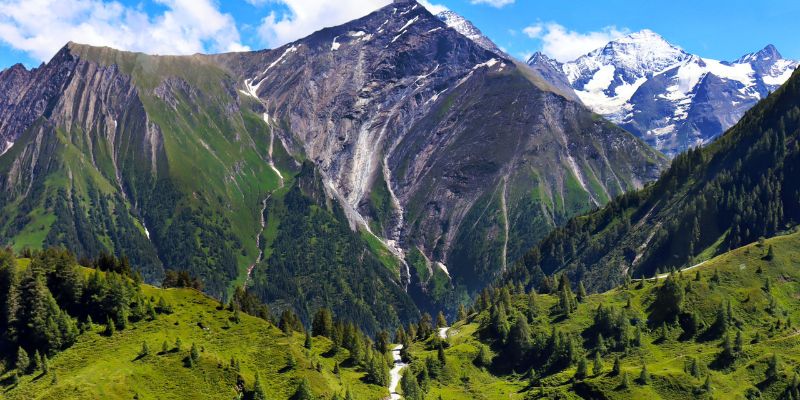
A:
[503,73,800,292]
[0,248,168,374]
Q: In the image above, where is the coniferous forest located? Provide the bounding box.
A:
[1,1,800,399]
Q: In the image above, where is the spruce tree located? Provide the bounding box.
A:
[105,317,116,336]
[577,281,587,303]
[293,378,315,400]
[766,354,780,380]
[734,330,744,354]
[574,357,588,380]
[32,350,41,372]
[638,364,650,385]
[593,353,603,376]
[457,304,468,321]
[16,347,30,373]
[704,375,712,392]
[162,341,169,354]
[190,343,199,362]
[140,341,150,358]
[621,372,631,389]
[436,311,447,328]
[175,337,182,352]
[41,354,49,374]
[253,373,266,400]
[287,352,297,370]
[611,356,621,376]
[304,331,312,350]
[476,345,491,368]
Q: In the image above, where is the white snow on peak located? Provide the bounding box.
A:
[563,30,690,117]
[436,10,503,54]
[391,16,420,44]
[0,141,13,156]
[262,45,298,75]
[398,16,419,33]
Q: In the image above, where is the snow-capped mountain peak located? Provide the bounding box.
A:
[531,29,799,157]
[436,10,504,55]
[736,44,782,64]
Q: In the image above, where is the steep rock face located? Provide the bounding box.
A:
[215,1,665,307]
[0,47,164,279]
[0,1,666,320]
[508,68,800,292]
[531,30,799,157]
[525,52,582,103]
[436,10,503,55]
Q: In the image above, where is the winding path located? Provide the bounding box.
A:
[389,344,407,400]
[438,327,450,339]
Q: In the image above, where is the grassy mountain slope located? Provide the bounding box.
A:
[505,67,800,292]
[405,230,800,399]
[2,264,387,400]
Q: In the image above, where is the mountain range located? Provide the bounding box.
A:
[528,30,799,156]
[0,0,664,331]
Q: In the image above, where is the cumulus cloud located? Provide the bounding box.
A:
[0,0,248,62]
[470,0,514,8]
[523,22,628,62]
[256,0,391,48]
[419,0,448,15]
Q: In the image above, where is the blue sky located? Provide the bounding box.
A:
[1,0,798,70]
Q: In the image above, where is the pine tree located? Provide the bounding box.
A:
[105,317,116,336]
[574,357,588,380]
[175,337,182,351]
[312,308,333,337]
[577,281,587,303]
[140,341,150,358]
[16,347,30,373]
[526,292,537,322]
[253,373,266,400]
[766,245,775,261]
[611,356,621,376]
[437,344,447,366]
[704,375,712,392]
[766,354,780,380]
[304,331,312,350]
[476,345,491,368]
[621,372,631,389]
[32,350,41,372]
[293,378,315,400]
[41,353,49,374]
[593,353,603,376]
[734,330,744,353]
[190,343,200,362]
[638,364,650,385]
[596,333,607,355]
[457,304,468,321]
[436,311,447,328]
[162,340,169,354]
[690,357,700,378]
[633,326,642,347]
[287,352,297,370]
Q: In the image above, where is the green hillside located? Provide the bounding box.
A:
[0,250,394,400]
[399,230,800,399]
[506,68,800,292]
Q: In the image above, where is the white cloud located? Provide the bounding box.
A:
[256,0,391,49]
[522,22,628,62]
[0,0,249,62]
[470,0,514,8]
[419,0,448,15]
